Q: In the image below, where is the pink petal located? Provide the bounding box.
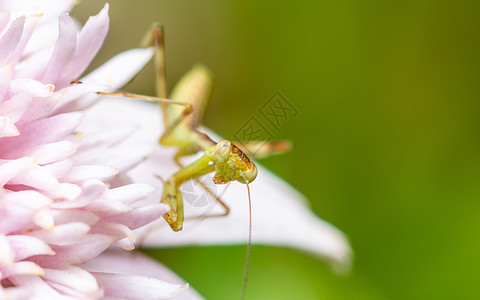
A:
[51,82,106,114]
[103,204,169,230]
[29,222,90,246]
[22,18,58,57]
[9,79,55,98]
[0,12,10,34]
[13,47,51,80]
[0,93,31,123]
[0,287,30,300]
[7,235,54,260]
[41,159,73,179]
[57,4,110,88]
[51,179,106,209]
[0,157,36,186]
[0,111,83,159]
[41,266,101,298]
[6,190,52,210]
[8,13,37,62]
[41,13,76,85]
[52,210,99,227]
[92,272,189,300]
[0,16,24,65]
[0,234,14,267]
[9,275,62,298]
[0,202,33,234]
[0,62,13,100]
[14,94,60,124]
[1,261,44,278]
[31,234,114,269]
[28,141,76,165]
[9,163,59,191]
[91,222,134,250]
[44,182,81,202]
[85,197,131,218]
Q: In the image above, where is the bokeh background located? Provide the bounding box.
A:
[73,1,479,299]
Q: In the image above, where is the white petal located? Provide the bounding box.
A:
[6,190,52,210]
[0,16,24,65]
[9,275,63,299]
[0,12,10,35]
[9,79,54,98]
[0,0,75,20]
[92,222,135,250]
[0,234,14,267]
[81,47,154,90]
[41,266,101,298]
[34,207,55,230]
[0,202,33,235]
[29,141,76,165]
[52,210,99,226]
[2,261,44,277]
[82,250,203,300]
[85,198,131,218]
[0,111,84,158]
[0,93,31,123]
[51,179,106,209]
[63,165,118,182]
[29,222,91,245]
[85,98,352,270]
[103,204,169,230]
[104,183,155,205]
[44,183,81,201]
[9,163,59,191]
[31,234,114,269]
[0,116,19,137]
[92,272,189,300]
[41,159,73,179]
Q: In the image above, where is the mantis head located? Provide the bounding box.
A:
[213,140,257,184]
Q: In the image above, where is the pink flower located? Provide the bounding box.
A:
[0,2,189,298]
[0,1,352,299]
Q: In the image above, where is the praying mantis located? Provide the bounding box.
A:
[99,24,288,232]
[98,24,290,300]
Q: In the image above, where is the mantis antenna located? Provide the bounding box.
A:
[240,175,252,300]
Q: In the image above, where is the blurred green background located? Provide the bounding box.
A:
[74,1,480,299]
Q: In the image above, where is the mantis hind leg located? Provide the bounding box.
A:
[142,23,215,150]
[141,23,169,128]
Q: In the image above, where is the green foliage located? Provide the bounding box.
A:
[75,1,480,298]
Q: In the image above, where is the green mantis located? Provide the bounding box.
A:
[100,24,264,232]
[98,24,291,299]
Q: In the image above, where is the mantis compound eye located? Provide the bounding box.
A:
[214,140,231,163]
